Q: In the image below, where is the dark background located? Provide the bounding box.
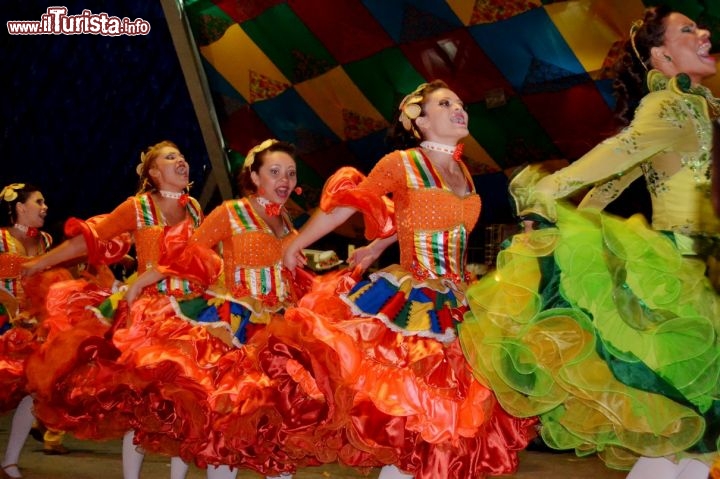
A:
[2,1,210,241]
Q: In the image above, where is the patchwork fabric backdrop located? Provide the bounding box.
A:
[2,1,719,243]
[184,0,720,225]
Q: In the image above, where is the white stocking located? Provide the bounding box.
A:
[207,465,237,479]
[170,456,189,479]
[1,395,34,478]
[266,474,293,479]
[626,457,678,479]
[378,465,414,479]
[676,458,710,479]
[122,430,144,479]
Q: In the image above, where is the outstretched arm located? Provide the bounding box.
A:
[283,205,357,271]
[23,198,136,277]
[22,235,87,276]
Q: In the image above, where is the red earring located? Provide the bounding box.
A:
[258,187,266,195]
[294,187,302,195]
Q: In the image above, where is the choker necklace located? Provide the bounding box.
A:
[14,223,38,238]
[255,196,282,217]
[159,190,189,207]
[420,141,464,162]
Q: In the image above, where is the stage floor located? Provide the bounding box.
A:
[0,413,628,479]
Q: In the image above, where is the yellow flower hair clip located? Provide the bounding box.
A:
[136,151,148,176]
[243,139,278,170]
[398,83,428,138]
[0,183,25,202]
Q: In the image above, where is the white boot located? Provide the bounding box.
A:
[207,465,237,479]
[626,457,678,479]
[378,465,414,479]
[122,430,144,479]
[1,395,34,479]
[170,456,189,479]
[676,458,710,479]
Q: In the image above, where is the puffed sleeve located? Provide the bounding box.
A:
[320,153,404,240]
[63,214,133,266]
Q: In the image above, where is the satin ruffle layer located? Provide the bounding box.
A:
[269,269,537,479]
[0,268,74,413]
[28,278,354,475]
[459,203,720,470]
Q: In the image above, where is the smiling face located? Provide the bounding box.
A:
[148,146,190,192]
[251,150,297,205]
[652,12,716,85]
[415,87,469,144]
[16,191,47,228]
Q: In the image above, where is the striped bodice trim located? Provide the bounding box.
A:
[227,198,288,301]
[135,193,202,295]
[401,150,471,281]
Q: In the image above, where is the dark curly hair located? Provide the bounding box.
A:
[612,5,673,126]
[237,140,297,196]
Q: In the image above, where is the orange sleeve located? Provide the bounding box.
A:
[360,151,406,197]
[92,198,138,240]
[188,202,232,249]
[319,156,400,240]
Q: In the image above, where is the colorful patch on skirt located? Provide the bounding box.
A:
[347,276,462,335]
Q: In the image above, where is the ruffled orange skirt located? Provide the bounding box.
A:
[255,269,537,479]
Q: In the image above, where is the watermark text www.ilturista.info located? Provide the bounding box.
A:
[7,7,151,36]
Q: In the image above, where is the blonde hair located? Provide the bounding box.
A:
[135,140,180,193]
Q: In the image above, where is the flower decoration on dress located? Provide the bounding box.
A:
[244,139,279,171]
[398,83,428,138]
[0,184,25,202]
[14,223,38,238]
[255,195,282,217]
[420,141,465,163]
[159,190,190,207]
[453,143,465,163]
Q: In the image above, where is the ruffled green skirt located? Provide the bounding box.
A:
[459,203,720,469]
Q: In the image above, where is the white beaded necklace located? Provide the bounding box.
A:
[420,141,457,156]
[13,223,38,237]
[159,190,183,200]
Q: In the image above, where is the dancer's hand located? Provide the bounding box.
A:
[283,247,307,275]
[347,245,380,274]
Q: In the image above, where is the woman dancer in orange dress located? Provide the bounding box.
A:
[22,141,221,479]
[282,80,537,479]
[139,140,335,479]
[0,183,58,479]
